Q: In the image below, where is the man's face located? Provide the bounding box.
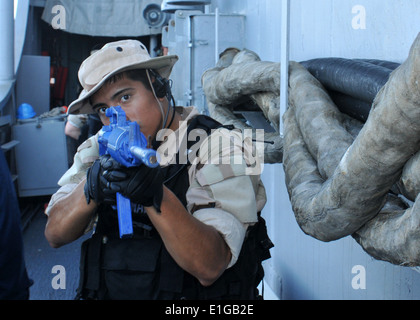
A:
[90,75,164,140]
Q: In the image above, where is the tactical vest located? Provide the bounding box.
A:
[75,115,273,300]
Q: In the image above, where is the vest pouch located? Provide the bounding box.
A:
[101,236,162,300]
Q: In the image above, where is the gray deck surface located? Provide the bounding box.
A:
[23,210,90,300]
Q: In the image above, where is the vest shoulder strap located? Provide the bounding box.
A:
[186,115,235,148]
[163,114,233,185]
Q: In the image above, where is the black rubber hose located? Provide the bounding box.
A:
[355,59,401,71]
[300,58,393,103]
[328,90,371,123]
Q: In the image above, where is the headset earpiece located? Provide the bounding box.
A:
[149,69,171,99]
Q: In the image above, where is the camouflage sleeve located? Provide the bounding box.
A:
[58,133,99,186]
[186,128,267,268]
[44,134,100,233]
[45,183,79,215]
[194,208,248,268]
[67,114,88,129]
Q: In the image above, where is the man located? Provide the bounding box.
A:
[45,40,270,300]
[0,149,32,299]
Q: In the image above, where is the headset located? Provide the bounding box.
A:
[148,69,172,99]
[147,69,177,139]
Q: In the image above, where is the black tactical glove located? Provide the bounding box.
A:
[100,160,164,212]
[84,155,120,205]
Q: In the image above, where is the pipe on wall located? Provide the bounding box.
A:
[0,0,14,82]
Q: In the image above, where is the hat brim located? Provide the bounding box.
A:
[68,54,179,115]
